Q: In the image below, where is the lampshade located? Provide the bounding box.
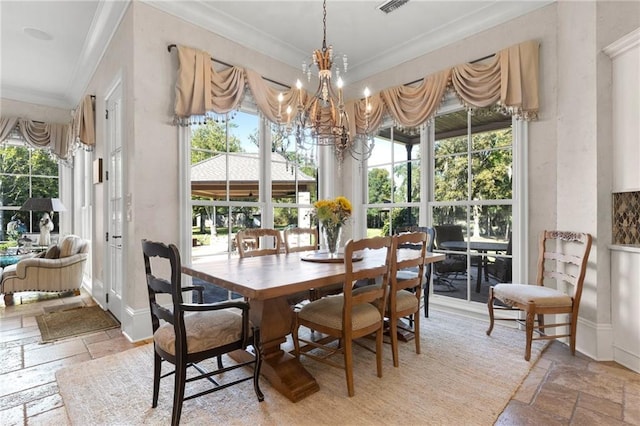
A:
[19,197,66,212]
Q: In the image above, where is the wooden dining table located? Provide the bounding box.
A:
[182,249,445,402]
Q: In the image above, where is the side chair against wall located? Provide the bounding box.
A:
[388,231,428,367]
[141,240,263,426]
[235,228,282,258]
[292,236,393,397]
[486,230,592,361]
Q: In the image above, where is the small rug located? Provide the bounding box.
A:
[36,305,120,342]
[57,310,547,425]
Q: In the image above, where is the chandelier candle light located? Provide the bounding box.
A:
[276,0,374,165]
[313,196,352,257]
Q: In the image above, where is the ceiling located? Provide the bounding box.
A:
[0,0,552,110]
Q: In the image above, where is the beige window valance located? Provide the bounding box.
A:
[172,40,539,133]
[0,95,95,162]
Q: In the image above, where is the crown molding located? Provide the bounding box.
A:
[604,27,640,59]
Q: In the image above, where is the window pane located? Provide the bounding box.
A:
[367,165,392,204]
[0,145,30,174]
[470,127,513,200]
[366,207,387,237]
[391,207,419,233]
[393,159,420,203]
[432,206,468,237]
[434,153,468,201]
[0,175,29,206]
[31,150,58,176]
[31,177,59,198]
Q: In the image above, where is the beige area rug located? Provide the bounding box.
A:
[36,305,120,342]
[56,310,546,425]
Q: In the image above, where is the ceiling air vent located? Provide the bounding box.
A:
[377,0,409,14]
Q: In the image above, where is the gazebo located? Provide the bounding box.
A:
[191,151,316,199]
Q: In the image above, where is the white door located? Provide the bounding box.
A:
[105,82,124,321]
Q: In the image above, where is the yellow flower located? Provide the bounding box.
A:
[313,196,352,227]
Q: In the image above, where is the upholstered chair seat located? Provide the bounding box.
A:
[154,309,247,356]
[297,294,383,331]
[493,284,573,308]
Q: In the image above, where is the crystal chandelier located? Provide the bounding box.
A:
[276,0,374,164]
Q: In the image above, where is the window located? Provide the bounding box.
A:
[0,140,60,241]
[188,108,318,263]
[364,125,422,237]
[429,107,513,304]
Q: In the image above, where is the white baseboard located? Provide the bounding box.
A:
[121,305,152,343]
[576,317,614,361]
[613,346,640,373]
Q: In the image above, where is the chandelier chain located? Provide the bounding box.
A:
[322,0,327,51]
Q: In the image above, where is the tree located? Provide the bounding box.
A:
[190,120,242,164]
[367,168,392,204]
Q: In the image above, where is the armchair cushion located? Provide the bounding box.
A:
[59,235,85,258]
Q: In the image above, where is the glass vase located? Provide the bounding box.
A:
[322,224,342,258]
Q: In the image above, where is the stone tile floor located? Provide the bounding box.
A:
[1,291,639,425]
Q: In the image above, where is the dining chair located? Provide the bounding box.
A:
[284,226,344,301]
[388,231,428,367]
[487,232,513,283]
[141,240,264,426]
[433,224,468,289]
[486,230,592,361]
[236,228,282,258]
[292,236,393,397]
[283,227,318,253]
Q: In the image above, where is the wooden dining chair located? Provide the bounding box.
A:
[236,228,282,258]
[388,231,428,367]
[141,240,263,426]
[486,230,592,361]
[283,227,318,253]
[284,226,344,301]
[292,236,393,397]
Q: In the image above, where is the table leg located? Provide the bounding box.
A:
[229,295,319,402]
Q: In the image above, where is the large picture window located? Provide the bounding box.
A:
[0,140,60,241]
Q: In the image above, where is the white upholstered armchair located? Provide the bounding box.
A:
[0,234,89,304]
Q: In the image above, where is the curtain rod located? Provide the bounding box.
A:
[167,44,290,90]
[167,43,495,92]
[404,53,496,87]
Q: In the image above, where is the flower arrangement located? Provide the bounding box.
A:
[313,196,353,227]
[312,196,352,256]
